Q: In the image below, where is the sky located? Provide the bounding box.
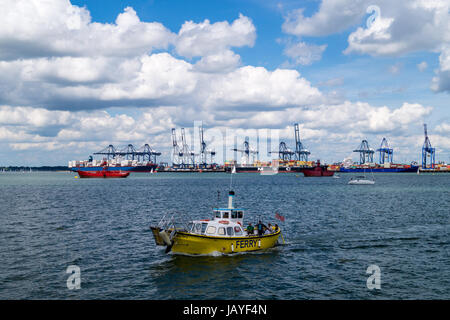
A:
[0,0,449,166]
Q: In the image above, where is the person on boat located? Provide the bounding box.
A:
[246,223,254,235]
[256,221,267,236]
[274,224,279,232]
[266,223,274,234]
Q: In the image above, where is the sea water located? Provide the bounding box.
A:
[0,172,449,299]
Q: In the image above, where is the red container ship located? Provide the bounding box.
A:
[77,167,130,178]
[301,160,334,177]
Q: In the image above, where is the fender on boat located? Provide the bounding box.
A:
[159,230,172,246]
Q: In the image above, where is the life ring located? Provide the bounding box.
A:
[286,167,291,171]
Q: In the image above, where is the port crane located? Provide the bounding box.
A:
[422,124,435,168]
[180,128,196,166]
[121,144,138,160]
[171,128,183,165]
[353,140,375,164]
[270,142,295,161]
[135,144,161,163]
[294,123,310,161]
[93,145,117,160]
[93,144,160,162]
[377,137,393,164]
[232,136,258,165]
[199,124,216,167]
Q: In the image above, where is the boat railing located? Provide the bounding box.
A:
[157,212,190,232]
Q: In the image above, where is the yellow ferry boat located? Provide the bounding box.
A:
[150,191,283,255]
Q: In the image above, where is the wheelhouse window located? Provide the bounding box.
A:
[223,211,229,219]
[237,211,243,219]
[206,226,216,234]
[227,227,234,236]
[231,211,237,219]
[215,211,221,218]
[218,227,226,235]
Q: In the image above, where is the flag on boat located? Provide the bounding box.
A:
[275,212,285,222]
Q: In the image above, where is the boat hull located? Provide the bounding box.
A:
[348,179,375,185]
[71,164,157,172]
[77,170,130,178]
[170,230,281,255]
[302,167,334,177]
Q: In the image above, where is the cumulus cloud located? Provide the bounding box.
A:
[431,46,450,92]
[283,41,327,66]
[174,14,255,73]
[0,53,324,110]
[175,14,256,58]
[282,0,368,37]
[417,61,428,72]
[0,0,447,164]
[210,101,432,136]
[344,1,449,56]
[193,50,242,73]
[203,66,324,109]
[0,2,321,111]
[282,0,450,92]
[0,2,175,60]
[435,122,450,134]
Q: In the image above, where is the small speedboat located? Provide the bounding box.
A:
[348,176,375,185]
[77,167,129,178]
[150,190,282,255]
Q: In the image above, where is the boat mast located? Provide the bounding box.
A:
[228,190,235,209]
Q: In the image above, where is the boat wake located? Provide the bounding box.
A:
[168,247,281,258]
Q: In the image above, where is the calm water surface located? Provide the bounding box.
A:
[0,172,449,299]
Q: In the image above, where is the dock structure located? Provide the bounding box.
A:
[377,137,393,164]
[353,140,375,164]
[422,124,436,169]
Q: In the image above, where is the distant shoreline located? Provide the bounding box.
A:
[0,166,69,172]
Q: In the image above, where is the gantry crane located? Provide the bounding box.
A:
[422,124,435,168]
[199,124,216,167]
[353,140,375,164]
[377,137,393,164]
[232,136,258,165]
[294,123,310,161]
